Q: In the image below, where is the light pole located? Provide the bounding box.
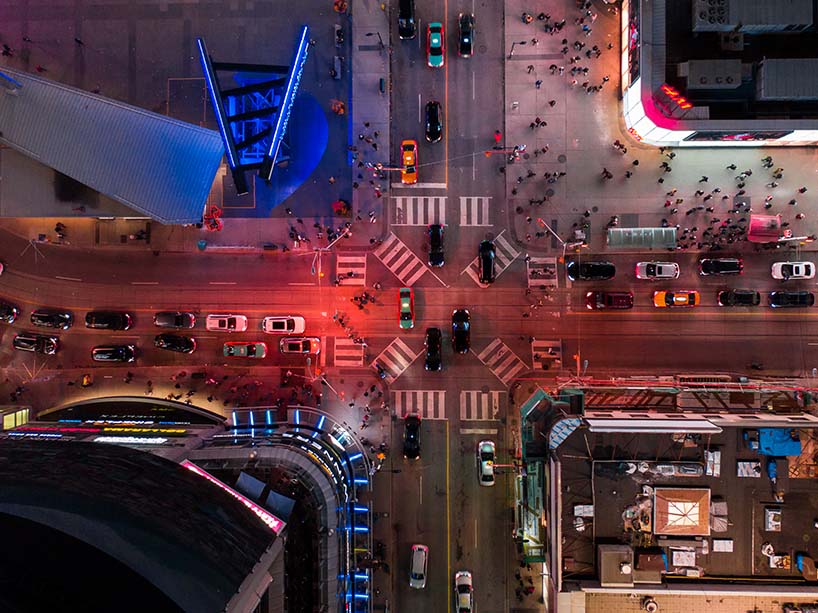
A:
[365,32,385,50]
[311,225,352,278]
[507,40,526,59]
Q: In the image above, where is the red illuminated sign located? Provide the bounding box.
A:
[627,127,643,142]
[660,84,692,110]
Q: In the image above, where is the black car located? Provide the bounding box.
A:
[425,101,442,143]
[12,333,58,355]
[565,260,615,281]
[403,413,421,459]
[0,301,19,324]
[85,311,132,330]
[398,0,416,39]
[718,289,760,307]
[92,344,136,362]
[452,309,470,353]
[585,291,633,310]
[769,290,815,308]
[429,224,444,267]
[30,309,73,330]
[699,258,743,276]
[458,13,475,57]
[154,334,196,354]
[478,240,496,285]
[424,327,443,371]
[154,311,196,329]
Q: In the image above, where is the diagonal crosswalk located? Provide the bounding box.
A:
[459,196,492,227]
[531,340,562,371]
[460,390,502,421]
[336,254,367,286]
[464,231,520,286]
[527,256,559,288]
[333,337,365,367]
[393,196,447,226]
[392,390,447,419]
[371,337,422,383]
[373,233,428,286]
[476,338,528,386]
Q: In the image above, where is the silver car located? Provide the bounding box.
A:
[635,261,680,280]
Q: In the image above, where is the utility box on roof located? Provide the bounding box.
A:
[757,59,818,101]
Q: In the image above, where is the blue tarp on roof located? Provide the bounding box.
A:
[758,428,802,457]
[0,68,224,224]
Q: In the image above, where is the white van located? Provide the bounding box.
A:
[409,544,428,589]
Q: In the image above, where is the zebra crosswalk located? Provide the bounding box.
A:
[527,256,559,288]
[373,233,428,286]
[333,337,365,367]
[392,390,447,419]
[460,390,502,421]
[393,196,447,226]
[459,196,492,227]
[335,254,367,286]
[476,338,528,386]
[464,231,520,286]
[371,337,422,383]
[531,339,562,371]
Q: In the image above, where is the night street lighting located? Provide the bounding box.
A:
[508,40,526,59]
[365,32,385,50]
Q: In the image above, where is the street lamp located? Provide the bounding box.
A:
[365,32,385,50]
[311,225,352,277]
[508,40,527,59]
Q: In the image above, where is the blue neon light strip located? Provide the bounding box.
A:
[266,410,272,425]
[313,415,325,437]
[348,452,363,461]
[231,410,238,427]
[196,38,239,169]
[249,412,255,427]
[353,505,368,512]
[353,478,368,485]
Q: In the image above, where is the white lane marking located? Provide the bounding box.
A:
[391,182,448,189]
[209,281,237,285]
[419,474,423,506]
[460,428,498,435]
[55,276,82,282]
[474,519,478,549]
[131,281,158,285]
[288,282,315,286]
[418,92,422,123]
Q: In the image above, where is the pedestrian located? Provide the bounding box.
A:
[726,163,737,170]
[796,213,806,220]
[494,130,502,143]
[74,37,85,46]
[632,159,639,166]
[799,186,808,193]
[328,176,336,184]
[535,80,543,89]
[789,199,798,206]
[548,99,556,107]
[625,170,633,178]
[527,64,535,74]
[699,175,709,183]
[695,189,705,197]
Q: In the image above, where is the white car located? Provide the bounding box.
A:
[409,544,429,589]
[635,261,680,280]
[771,261,815,280]
[454,571,474,613]
[262,316,306,334]
[477,440,495,486]
[205,314,248,332]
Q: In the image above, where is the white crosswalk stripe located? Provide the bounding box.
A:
[527,256,559,288]
[465,231,521,286]
[393,390,447,419]
[476,338,528,386]
[333,337,364,367]
[459,196,492,227]
[393,196,447,226]
[460,390,502,421]
[371,337,422,383]
[373,233,428,287]
[336,254,367,286]
[531,340,563,372]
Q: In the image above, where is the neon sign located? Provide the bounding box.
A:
[660,84,692,110]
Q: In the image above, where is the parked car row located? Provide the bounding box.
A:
[586,289,815,309]
[569,258,813,281]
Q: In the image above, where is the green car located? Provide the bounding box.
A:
[223,342,267,358]
[399,288,415,329]
[427,22,444,68]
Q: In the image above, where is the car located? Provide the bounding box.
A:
[92,345,136,362]
[427,22,444,68]
[717,289,761,307]
[425,101,442,143]
[30,309,73,330]
[279,337,321,354]
[154,334,196,354]
[429,224,444,267]
[399,288,415,330]
[699,258,743,276]
[12,333,58,355]
[206,314,248,332]
[401,139,418,185]
[397,0,416,39]
[409,544,429,589]
[403,412,421,459]
[653,290,700,308]
[477,440,496,486]
[635,261,680,280]
[454,571,474,613]
[262,316,306,334]
[424,327,442,371]
[585,291,634,310]
[0,302,19,324]
[769,290,815,308]
[154,311,196,328]
[452,309,470,353]
[85,311,132,330]
[478,240,496,285]
[224,341,268,358]
[566,259,615,281]
[458,13,475,57]
[771,261,815,280]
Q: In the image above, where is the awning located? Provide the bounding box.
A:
[747,214,782,243]
[607,227,677,249]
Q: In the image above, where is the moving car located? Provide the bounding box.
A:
[635,261,679,280]
[403,412,421,459]
[31,309,73,330]
[771,261,815,280]
[477,440,496,486]
[154,311,196,328]
[401,140,418,185]
[279,337,321,354]
[718,289,760,307]
[224,341,268,359]
[699,257,743,276]
[424,327,442,371]
[409,544,429,589]
[769,290,815,308]
[206,314,248,332]
[92,345,136,362]
[454,571,474,613]
[85,311,132,330]
[428,224,444,267]
[397,0,416,39]
[425,101,442,143]
[262,316,306,334]
[458,13,475,57]
[154,334,196,354]
[653,290,700,308]
[452,309,470,353]
[12,333,58,355]
[427,22,444,68]
[566,259,615,281]
[399,288,415,330]
[478,240,496,285]
[585,291,634,310]
[0,302,19,324]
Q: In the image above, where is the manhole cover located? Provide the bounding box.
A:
[546,189,555,197]
[523,153,530,160]
[516,206,524,213]
[557,154,567,163]
[481,384,490,393]
[592,206,599,212]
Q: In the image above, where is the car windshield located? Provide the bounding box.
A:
[480,450,493,461]
[645,263,656,275]
[782,264,795,276]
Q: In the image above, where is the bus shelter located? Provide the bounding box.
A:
[607,227,677,249]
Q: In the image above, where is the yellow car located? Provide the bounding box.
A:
[653,290,700,308]
[401,140,418,184]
